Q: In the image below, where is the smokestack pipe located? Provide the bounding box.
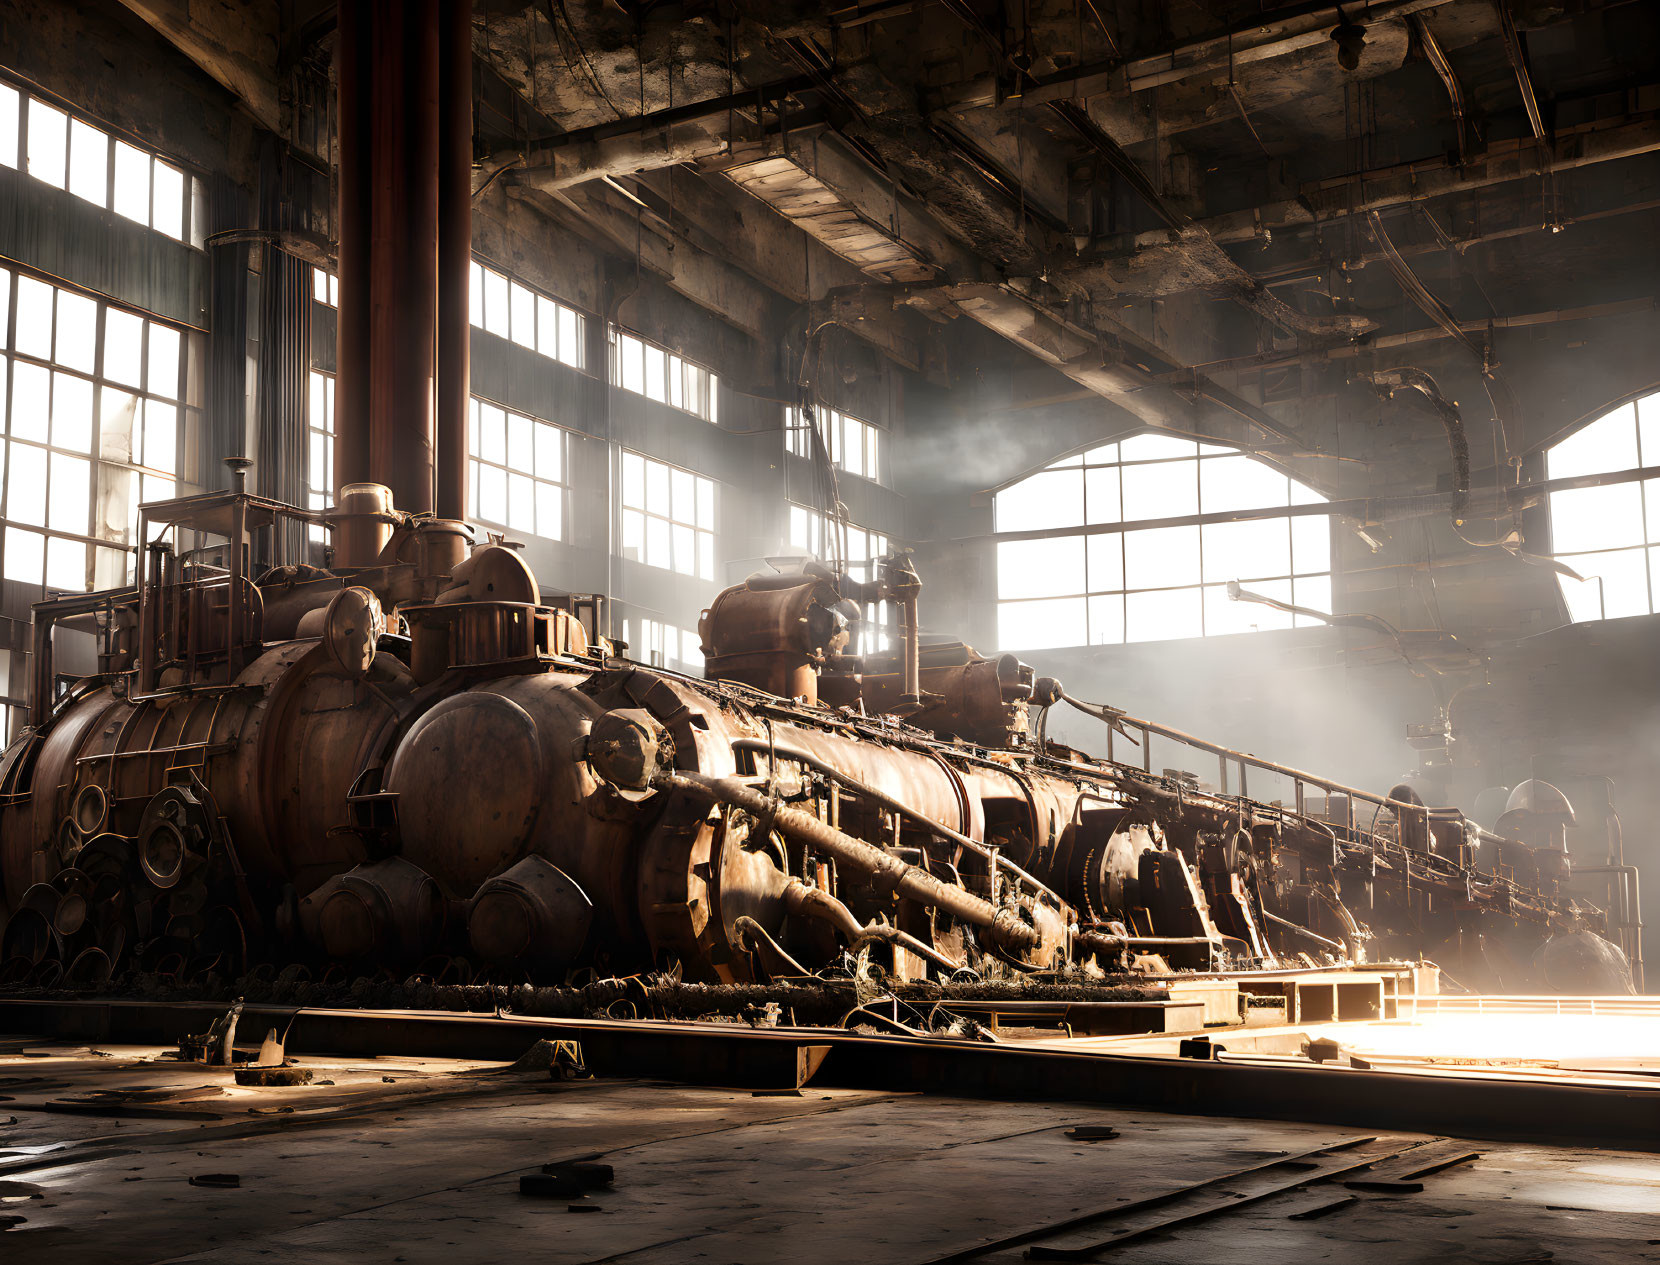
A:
[435,0,472,524]
[333,2,372,556]
[334,1,443,564]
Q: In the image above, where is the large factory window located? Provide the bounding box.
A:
[619,450,716,580]
[306,369,335,543]
[786,503,892,654]
[608,328,718,423]
[1547,389,1660,621]
[625,617,703,672]
[784,405,884,484]
[1,81,201,246]
[468,260,585,370]
[467,398,565,542]
[0,649,17,742]
[1,268,187,593]
[994,435,1331,649]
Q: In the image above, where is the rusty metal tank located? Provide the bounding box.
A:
[0,484,1625,993]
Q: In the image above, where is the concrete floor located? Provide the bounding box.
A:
[1,1036,1658,1264]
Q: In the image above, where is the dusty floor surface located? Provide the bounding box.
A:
[0,1033,1657,1264]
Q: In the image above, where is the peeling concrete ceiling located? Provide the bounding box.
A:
[119,0,1660,474]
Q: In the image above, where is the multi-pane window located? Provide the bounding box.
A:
[784,406,884,484]
[0,649,18,742]
[786,504,892,654]
[306,369,335,544]
[994,434,1332,649]
[1,268,187,593]
[624,616,704,672]
[1547,390,1660,621]
[609,328,718,422]
[469,260,585,370]
[311,268,339,307]
[620,450,716,580]
[0,81,199,246]
[468,398,565,542]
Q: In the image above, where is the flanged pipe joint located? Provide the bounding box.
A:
[585,708,673,800]
[298,857,445,963]
[466,856,594,972]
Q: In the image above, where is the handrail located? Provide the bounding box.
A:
[1062,693,1442,835]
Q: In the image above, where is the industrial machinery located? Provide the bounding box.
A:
[0,485,1631,995]
[0,2,1629,1002]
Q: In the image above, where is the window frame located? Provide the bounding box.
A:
[992,433,1334,649]
[0,77,203,248]
[468,258,587,371]
[618,449,717,580]
[0,263,191,594]
[466,396,569,544]
[607,326,719,422]
[624,614,704,673]
[305,367,335,545]
[1544,390,1660,623]
[784,404,886,486]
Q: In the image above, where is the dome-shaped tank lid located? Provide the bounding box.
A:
[1496,778,1576,833]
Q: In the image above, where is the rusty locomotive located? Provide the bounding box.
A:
[0,475,1626,995]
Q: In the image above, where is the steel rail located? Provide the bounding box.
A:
[3,998,1658,1151]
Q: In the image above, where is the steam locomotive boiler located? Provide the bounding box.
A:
[0,476,1628,995]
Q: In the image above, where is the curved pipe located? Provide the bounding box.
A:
[1362,366,1470,520]
[730,737,1060,901]
[1260,908,1347,953]
[732,914,813,977]
[781,880,964,973]
[666,771,1045,956]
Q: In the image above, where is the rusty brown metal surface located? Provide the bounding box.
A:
[434,0,472,526]
[1,520,1625,995]
[0,20,1632,993]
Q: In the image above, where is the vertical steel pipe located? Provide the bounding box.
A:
[367,0,441,519]
[435,0,472,525]
[335,1,443,565]
[333,1,373,542]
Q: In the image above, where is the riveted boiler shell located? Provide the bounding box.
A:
[385,691,546,894]
[1,642,409,906]
[246,645,415,895]
[0,691,117,900]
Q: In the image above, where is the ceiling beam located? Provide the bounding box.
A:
[507,183,781,344]
[944,281,1342,488]
[114,0,281,131]
[1195,111,1660,245]
[937,0,1456,109]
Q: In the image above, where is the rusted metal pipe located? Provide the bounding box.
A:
[1259,909,1347,952]
[333,1,372,523]
[1074,931,1226,953]
[435,0,472,524]
[367,0,441,519]
[781,881,964,972]
[901,592,921,707]
[666,772,1043,954]
[729,737,1060,900]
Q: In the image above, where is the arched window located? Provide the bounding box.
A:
[994,434,1332,649]
[1547,390,1660,622]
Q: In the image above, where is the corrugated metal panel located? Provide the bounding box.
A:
[0,166,207,328]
